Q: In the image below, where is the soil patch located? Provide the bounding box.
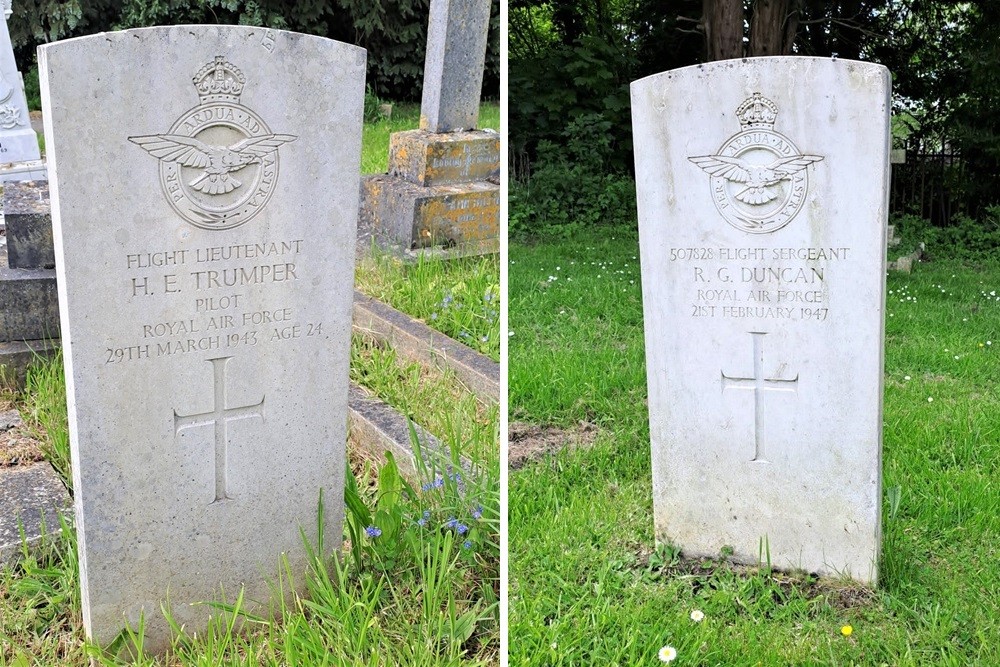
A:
[0,409,45,467]
[508,421,598,469]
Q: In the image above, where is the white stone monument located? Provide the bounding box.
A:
[631,57,889,584]
[39,26,365,650]
[0,0,43,181]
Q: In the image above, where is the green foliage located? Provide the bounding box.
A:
[22,65,39,111]
[510,113,636,239]
[510,35,633,174]
[363,85,389,124]
[11,0,500,104]
[903,207,1000,261]
[355,249,500,361]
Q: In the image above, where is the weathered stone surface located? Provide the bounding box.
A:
[40,26,365,651]
[360,175,498,251]
[0,462,71,565]
[0,6,40,168]
[353,290,499,403]
[388,129,499,186]
[419,0,491,132]
[5,180,54,269]
[632,57,890,584]
[0,261,59,342]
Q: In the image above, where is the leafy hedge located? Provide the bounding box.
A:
[8,0,499,103]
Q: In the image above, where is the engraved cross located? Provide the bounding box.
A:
[721,332,798,463]
[174,356,264,503]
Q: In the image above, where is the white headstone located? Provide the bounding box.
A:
[632,57,889,584]
[0,1,43,179]
[39,26,365,650]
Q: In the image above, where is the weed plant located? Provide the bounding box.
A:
[20,348,71,490]
[510,227,1000,664]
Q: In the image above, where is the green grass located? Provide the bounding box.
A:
[509,227,1000,665]
[356,249,500,362]
[351,337,499,465]
[361,102,500,174]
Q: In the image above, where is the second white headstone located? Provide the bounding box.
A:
[632,57,889,584]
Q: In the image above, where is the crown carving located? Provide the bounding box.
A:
[736,93,778,129]
[193,56,245,103]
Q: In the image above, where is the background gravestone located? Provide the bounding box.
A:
[359,0,498,255]
[0,0,43,181]
[632,57,889,584]
[40,26,365,650]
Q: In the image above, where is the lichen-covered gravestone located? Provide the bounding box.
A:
[359,0,499,255]
[632,58,889,584]
[39,26,365,650]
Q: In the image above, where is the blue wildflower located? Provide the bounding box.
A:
[445,517,458,529]
[365,526,382,538]
[471,505,483,520]
[417,518,427,527]
[463,540,473,550]
[457,523,469,535]
[433,476,444,489]
[423,509,431,519]
[431,312,438,320]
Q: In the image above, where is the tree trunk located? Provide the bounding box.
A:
[749,0,796,56]
[703,0,744,60]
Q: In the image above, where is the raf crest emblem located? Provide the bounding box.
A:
[130,57,298,231]
[689,93,823,235]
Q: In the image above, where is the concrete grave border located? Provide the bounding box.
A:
[352,289,500,403]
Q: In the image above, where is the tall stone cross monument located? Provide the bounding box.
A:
[0,0,44,181]
[360,0,499,255]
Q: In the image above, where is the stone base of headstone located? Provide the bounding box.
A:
[0,461,72,565]
[388,129,499,186]
[0,160,46,183]
[889,243,925,274]
[348,383,469,481]
[0,339,59,389]
[359,128,499,256]
[0,180,59,387]
[886,224,900,248]
[5,181,53,268]
[359,175,499,254]
[353,289,499,402]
